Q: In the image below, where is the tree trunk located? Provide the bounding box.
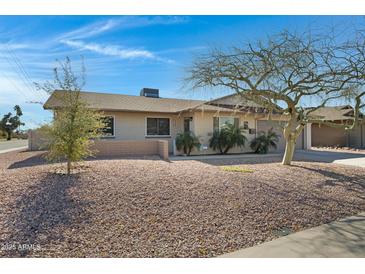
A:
[6,130,11,141]
[67,159,71,175]
[282,137,296,165]
[223,146,231,154]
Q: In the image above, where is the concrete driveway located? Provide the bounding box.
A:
[295,150,365,168]
[0,139,28,154]
[171,149,365,168]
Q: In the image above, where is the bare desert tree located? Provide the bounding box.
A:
[187,31,365,165]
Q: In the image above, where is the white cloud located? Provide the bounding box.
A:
[0,42,30,51]
[61,39,156,60]
[58,18,122,40]
[58,16,189,40]
[54,16,187,63]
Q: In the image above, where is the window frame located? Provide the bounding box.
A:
[242,121,249,130]
[100,115,115,138]
[213,116,239,132]
[145,116,171,137]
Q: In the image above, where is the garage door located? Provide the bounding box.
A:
[256,120,304,152]
[311,123,347,147]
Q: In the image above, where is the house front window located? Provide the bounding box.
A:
[213,116,239,131]
[101,116,115,137]
[243,121,249,130]
[146,117,170,136]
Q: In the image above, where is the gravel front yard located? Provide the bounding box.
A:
[0,150,364,257]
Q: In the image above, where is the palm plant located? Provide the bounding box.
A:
[250,128,279,154]
[209,123,247,154]
[175,131,201,156]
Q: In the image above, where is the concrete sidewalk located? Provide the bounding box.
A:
[296,150,365,168]
[220,212,365,258]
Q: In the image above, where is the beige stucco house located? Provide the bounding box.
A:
[41,88,364,157]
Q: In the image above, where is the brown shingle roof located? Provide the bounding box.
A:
[45,91,359,120]
[44,90,207,113]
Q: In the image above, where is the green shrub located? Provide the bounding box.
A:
[250,128,279,154]
[209,123,247,154]
[175,131,201,156]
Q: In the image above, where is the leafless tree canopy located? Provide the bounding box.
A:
[187,31,365,128]
[188,30,365,165]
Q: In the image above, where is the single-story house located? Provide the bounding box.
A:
[40,88,364,157]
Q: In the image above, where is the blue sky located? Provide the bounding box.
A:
[0,15,362,129]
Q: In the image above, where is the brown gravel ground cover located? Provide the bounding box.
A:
[0,150,364,258]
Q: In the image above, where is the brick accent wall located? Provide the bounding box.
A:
[28,131,170,160]
[157,140,169,160]
[92,139,169,159]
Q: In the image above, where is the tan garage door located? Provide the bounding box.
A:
[257,120,304,151]
[311,123,348,147]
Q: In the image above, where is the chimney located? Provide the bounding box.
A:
[140,88,159,98]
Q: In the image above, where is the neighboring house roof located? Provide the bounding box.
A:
[178,101,246,113]
[306,105,357,121]
[203,93,284,114]
[205,93,263,108]
[44,90,207,113]
[172,92,281,114]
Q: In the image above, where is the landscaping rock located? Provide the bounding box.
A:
[0,150,364,257]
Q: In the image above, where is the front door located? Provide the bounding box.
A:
[184,117,193,133]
